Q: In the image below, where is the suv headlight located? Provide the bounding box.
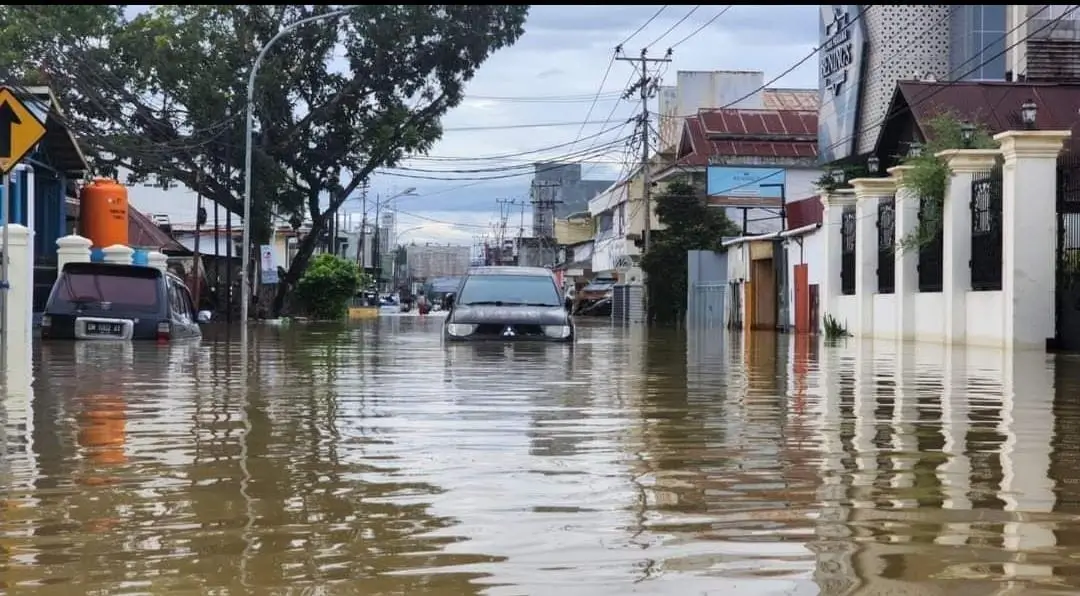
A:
[446,323,476,337]
[542,325,572,339]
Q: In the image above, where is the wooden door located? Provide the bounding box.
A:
[793,264,809,333]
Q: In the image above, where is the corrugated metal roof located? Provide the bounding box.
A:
[667,115,818,169]
[897,80,1080,145]
[763,88,821,111]
[129,207,190,255]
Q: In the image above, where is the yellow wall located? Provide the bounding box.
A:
[623,159,671,237]
[554,217,593,245]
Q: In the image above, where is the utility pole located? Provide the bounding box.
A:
[531,180,562,268]
[617,48,671,254]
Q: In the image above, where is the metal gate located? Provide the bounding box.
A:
[688,282,726,327]
[612,283,645,323]
[686,250,728,327]
[1056,154,1080,351]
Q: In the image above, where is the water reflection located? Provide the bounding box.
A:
[2,323,1080,593]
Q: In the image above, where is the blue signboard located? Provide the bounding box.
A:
[706,166,785,208]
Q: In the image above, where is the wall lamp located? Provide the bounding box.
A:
[960,121,975,148]
[907,142,923,158]
[1021,99,1038,129]
[867,155,880,175]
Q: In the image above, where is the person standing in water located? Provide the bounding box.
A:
[416,291,431,316]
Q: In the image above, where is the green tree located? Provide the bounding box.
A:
[0,5,528,315]
[640,181,739,324]
[295,253,366,320]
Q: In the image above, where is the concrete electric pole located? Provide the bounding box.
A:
[617,48,670,254]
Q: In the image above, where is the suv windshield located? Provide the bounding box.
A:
[54,271,161,313]
[458,274,561,307]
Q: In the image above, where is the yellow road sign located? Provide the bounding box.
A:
[0,87,47,175]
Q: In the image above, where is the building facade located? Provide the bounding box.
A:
[815,4,1066,167]
[404,244,471,282]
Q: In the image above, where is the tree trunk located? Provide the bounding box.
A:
[270,213,327,317]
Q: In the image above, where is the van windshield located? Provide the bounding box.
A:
[458,274,561,307]
[55,271,161,312]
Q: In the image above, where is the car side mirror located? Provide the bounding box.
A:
[564,296,573,311]
[197,310,212,324]
[444,293,455,310]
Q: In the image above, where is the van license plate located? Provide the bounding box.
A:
[86,322,123,336]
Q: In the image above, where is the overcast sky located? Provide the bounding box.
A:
[131,5,819,246]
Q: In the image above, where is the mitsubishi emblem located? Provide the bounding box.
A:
[502,326,516,338]
[100,301,112,311]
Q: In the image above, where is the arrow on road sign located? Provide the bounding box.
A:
[0,87,47,175]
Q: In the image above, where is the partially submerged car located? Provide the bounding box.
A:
[443,266,574,343]
[41,262,210,341]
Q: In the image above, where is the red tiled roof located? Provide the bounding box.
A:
[665,109,819,170]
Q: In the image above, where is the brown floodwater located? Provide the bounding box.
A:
[2,317,1080,595]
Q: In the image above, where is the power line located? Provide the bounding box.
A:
[619,6,669,48]
[668,6,732,50]
[645,6,700,49]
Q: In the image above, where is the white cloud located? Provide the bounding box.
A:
[130,6,819,246]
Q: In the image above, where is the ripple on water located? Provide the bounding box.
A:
[2,324,1080,593]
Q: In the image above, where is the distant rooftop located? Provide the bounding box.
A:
[763,88,819,111]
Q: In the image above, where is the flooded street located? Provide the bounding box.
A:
[4,318,1080,594]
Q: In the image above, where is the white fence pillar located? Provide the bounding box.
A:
[889,165,919,341]
[850,178,898,338]
[938,149,1002,346]
[821,190,855,322]
[2,225,32,351]
[995,130,1071,351]
[56,234,92,272]
[102,244,135,266]
[146,250,168,272]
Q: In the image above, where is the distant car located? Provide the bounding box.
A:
[41,262,211,341]
[442,266,574,343]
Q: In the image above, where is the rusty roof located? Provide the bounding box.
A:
[895,80,1080,147]
[785,196,824,229]
[763,88,820,111]
[663,110,819,171]
[129,206,190,255]
[699,108,817,138]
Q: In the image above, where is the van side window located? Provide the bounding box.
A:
[177,284,196,318]
[167,279,186,318]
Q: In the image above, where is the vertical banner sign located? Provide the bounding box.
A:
[817,6,866,165]
[260,244,279,285]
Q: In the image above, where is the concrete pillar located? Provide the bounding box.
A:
[102,244,135,266]
[2,225,32,352]
[995,130,1071,351]
[850,178,898,338]
[56,234,92,272]
[888,165,919,341]
[820,190,855,319]
[146,251,168,273]
[937,149,1002,345]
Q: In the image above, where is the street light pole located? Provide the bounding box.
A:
[241,7,352,334]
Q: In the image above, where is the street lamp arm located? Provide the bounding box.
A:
[240,7,353,332]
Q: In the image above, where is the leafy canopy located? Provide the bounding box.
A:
[0,5,527,313]
[641,181,739,324]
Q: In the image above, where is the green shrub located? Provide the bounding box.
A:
[823,313,851,339]
[295,253,365,320]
